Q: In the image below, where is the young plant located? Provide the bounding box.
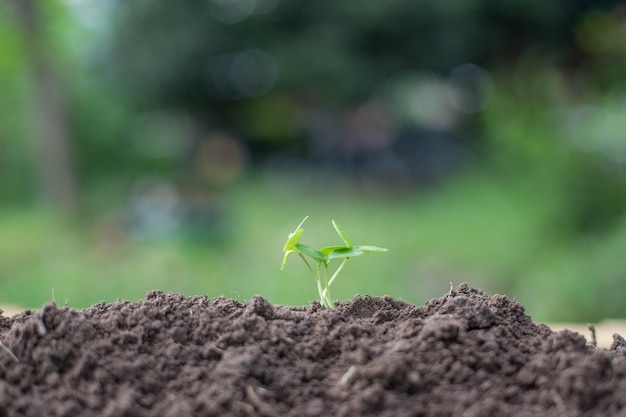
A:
[281,216,388,308]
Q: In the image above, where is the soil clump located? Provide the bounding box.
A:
[1,283,626,416]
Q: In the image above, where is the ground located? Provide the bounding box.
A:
[1,283,626,416]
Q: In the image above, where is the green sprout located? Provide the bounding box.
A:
[281,216,388,308]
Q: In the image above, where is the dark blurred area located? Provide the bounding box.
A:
[1,0,624,201]
[1,0,626,319]
[1,0,623,203]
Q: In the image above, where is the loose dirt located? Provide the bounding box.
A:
[1,283,625,416]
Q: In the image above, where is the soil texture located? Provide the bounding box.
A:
[1,283,626,416]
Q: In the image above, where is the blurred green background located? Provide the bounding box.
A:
[1,0,626,322]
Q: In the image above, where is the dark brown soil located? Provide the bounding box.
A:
[1,283,626,416]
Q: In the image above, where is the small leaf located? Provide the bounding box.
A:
[282,216,308,252]
[320,245,349,257]
[283,228,304,252]
[296,243,325,262]
[281,250,296,270]
[355,245,389,252]
[332,220,352,247]
[327,247,364,260]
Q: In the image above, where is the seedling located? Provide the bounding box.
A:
[281,216,388,308]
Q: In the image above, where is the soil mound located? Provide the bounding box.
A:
[1,283,626,416]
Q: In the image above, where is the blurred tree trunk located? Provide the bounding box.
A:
[11,0,78,213]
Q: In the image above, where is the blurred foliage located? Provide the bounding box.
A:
[1,0,626,321]
[0,3,33,203]
[2,0,624,194]
[103,0,609,102]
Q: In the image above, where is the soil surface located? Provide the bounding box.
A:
[2,283,626,416]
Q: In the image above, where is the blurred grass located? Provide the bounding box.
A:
[1,168,625,322]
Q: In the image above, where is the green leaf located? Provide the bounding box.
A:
[281,250,296,270]
[332,220,352,247]
[355,245,389,252]
[283,228,303,252]
[282,216,308,252]
[320,245,349,257]
[296,243,325,262]
[327,247,364,260]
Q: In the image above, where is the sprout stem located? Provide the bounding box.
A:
[298,253,314,274]
[323,263,334,308]
[328,258,349,288]
[315,264,325,306]
[320,259,349,308]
